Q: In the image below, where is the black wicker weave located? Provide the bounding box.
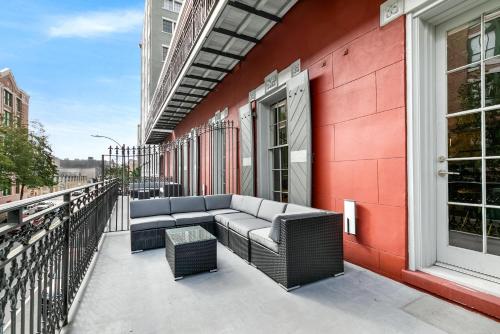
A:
[130,228,168,252]
[228,230,250,262]
[214,222,229,246]
[250,213,343,290]
[165,226,217,279]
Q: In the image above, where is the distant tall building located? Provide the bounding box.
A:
[139,0,183,145]
[0,68,30,204]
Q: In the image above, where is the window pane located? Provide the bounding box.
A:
[486,208,500,256]
[163,20,173,33]
[281,146,288,169]
[486,109,500,155]
[278,122,287,145]
[484,11,500,59]
[485,56,500,107]
[273,171,280,191]
[281,170,288,192]
[448,160,482,204]
[278,105,287,122]
[448,204,483,252]
[447,19,481,70]
[447,65,481,113]
[486,159,500,206]
[281,192,288,203]
[448,113,481,158]
[273,149,279,168]
[273,192,281,201]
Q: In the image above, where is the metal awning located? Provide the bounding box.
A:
[146,0,298,144]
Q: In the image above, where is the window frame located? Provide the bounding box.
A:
[162,18,175,34]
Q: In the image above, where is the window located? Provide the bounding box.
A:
[3,90,13,107]
[2,111,11,126]
[164,0,182,13]
[162,46,169,61]
[162,19,174,33]
[16,98,22,113]
[269,100,288,202]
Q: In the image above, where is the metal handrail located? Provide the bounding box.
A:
[0,179,117,213]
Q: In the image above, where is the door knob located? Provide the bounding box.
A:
[438,169,460,177]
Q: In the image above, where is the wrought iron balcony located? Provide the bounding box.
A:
[146,0,299,144]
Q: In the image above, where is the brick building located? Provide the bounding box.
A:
[0,68,29,204]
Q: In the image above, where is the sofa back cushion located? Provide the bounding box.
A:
[257,200,287,222]
[205,194,232,210]
[170,196,206,213]
[285,203,322,214]
[230,194,245,211]
[239,196,263,216]
[130,198,170,218]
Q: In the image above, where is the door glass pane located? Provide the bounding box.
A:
[278,105,286,122]
[447,65,481,113]
[448,160,482,204]
[273,149,280,169]
[485,56,500,107]
[281,192,288,203]
[486,208,500,256]
[448,113,481,157]
[449,204,483,252]
[486,159,500,206]
[278,122,287,145]
[486,109,500,155]
[447,19,481,70]
[273,192,281,201]
[484,11,500,59]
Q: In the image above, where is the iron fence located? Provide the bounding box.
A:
[102,120,239,231]
[0,179,118,334]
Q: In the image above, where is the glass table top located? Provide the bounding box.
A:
[166,225,215,245]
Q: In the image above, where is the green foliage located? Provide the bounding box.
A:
[0,121,58,199]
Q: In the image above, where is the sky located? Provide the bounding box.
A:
[0,0,144,159]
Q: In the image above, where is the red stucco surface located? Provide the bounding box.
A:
[171,0,407,280]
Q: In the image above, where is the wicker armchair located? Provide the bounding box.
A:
[250,213,343,290]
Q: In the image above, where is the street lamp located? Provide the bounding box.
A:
[90,134,122,147]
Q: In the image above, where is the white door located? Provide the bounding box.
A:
[436,2,500,279]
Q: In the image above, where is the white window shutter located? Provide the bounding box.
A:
[286,70,312,206]
[239,103,254,196]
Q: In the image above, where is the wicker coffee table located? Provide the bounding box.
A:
[165,225,217,280]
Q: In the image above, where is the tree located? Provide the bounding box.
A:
[0,121,58,199]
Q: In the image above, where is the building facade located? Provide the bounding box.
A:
[143,0,500,318]
[0,68,29,204]
[139,0,184,145]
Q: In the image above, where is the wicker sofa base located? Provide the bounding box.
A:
[214,223,229,246]
[228,229,250,262]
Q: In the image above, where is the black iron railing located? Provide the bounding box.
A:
[146,0,218,138]
[0,179,118,334]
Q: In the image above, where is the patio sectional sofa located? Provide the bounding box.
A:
[129,194,343,290]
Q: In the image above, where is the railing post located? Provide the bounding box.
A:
[61,192,71,325]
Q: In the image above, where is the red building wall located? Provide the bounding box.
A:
[172,0,407,280]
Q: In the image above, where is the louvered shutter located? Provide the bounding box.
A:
[286,70,312,206]
[239,104,254,196]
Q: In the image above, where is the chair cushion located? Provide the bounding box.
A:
[285,203,322,214]
[239,196,263,216]
[269,211,327,243]
[170,196,206,213]
[228,218,271,238]
[171,212,214,226]
[249,227,278,253]
[204,194,233,210]
[207,208,239,216]
[256,200,287,222]
[130,215,176,231]
[214,212,254,227]
[229,194,245,211]
[129,198,170,218]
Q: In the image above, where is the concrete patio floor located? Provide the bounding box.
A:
[62,232,499,334]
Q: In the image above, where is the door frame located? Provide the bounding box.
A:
[406,0,492,272]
